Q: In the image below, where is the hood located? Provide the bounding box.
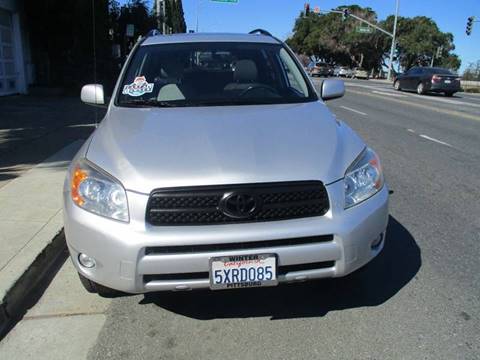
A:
[86,101,364,193]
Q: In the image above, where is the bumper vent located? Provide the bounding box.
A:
[145,235,334,255]
[146,181,329,226]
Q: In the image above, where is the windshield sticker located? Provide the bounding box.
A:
[122,76,154,97]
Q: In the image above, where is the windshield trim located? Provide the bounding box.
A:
[114,41,318,109]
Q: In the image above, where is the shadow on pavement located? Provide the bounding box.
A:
[0,96,102,186]
[141,215,421,320]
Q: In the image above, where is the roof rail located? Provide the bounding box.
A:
[249,29,273,37]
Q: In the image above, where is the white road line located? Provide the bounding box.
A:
[419,134,452,147]
[372,90,407,98]
[339,105,368,116]
[398,92,480,108]
[407,128,415,133]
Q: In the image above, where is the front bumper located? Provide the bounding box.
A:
[63,181,389,293]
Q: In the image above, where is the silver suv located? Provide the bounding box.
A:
[64,30,389,295]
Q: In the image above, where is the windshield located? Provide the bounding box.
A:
[117,42,316,107]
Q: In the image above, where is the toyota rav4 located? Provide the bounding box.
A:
[64,30,389,295]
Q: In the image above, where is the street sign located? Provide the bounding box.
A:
[356,26,373,34]
[436,46,443,58]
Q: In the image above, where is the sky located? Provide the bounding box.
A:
[128,0,480,72]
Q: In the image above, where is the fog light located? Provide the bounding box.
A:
[371,234,383,249]
[78,253,96,268]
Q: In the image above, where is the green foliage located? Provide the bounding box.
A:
[382,15,460,70]
[287,6,461,72]
[287,6,390,72]
[24,0,111,87]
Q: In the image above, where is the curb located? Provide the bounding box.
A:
[0,230,67,338]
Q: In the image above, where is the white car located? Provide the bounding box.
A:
[338,67,353,77]
[65,30,389,295]
[353,68,369,80]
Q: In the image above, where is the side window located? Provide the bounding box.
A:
[278,48,309,97]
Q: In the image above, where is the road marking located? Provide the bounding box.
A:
[347,89,480,122]
[372,90,407,98]
[406,128,453,148]
[339,105,368,116]
[406,95,480,108]
[418,134,452,147]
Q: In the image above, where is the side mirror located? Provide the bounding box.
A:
[321,79,345,101]
[81,84,105,106]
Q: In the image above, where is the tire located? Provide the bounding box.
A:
[416,82,425,95]
[445,92,455,97]
[394,80,401,91]
[78,273,122,297]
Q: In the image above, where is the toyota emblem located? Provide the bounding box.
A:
[220,192,259,219]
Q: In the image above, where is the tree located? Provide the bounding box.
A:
[24,0,110,87]
[166,0,187,33]
[287,8,461,74]
[287,6,390,72]
[381,15,461,71]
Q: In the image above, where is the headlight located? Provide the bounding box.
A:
[70,159,129,222]
[344,148,384,209]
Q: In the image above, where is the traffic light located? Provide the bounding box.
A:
[466,16,475,35]
[342,9,350,21]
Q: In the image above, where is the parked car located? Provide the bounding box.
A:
[353,68,369,80]
[327,64,335,77]
[338,67,353,78]
[394,67,461,97]
[310,62,331,77]
[67,30,388,295]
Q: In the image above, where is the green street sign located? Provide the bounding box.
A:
[211,0,238,3]
[356,26,373,34]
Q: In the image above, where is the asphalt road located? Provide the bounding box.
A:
[3,80,480,360]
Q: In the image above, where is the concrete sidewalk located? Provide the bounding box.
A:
[0,140,83,334]
[0,260,112,360]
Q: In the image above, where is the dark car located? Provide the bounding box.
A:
[310,62,331,77]
[393,67,461,97]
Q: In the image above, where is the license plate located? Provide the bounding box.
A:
[444,80,451,84]
[209,254,278,290]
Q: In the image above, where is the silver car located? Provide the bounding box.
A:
[64,30,389,295]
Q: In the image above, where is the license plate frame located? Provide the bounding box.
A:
[444,79,452,84]
[209,253,278,290]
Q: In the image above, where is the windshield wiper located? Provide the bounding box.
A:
[120,99,180,107]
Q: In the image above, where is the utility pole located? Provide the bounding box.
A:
[387,0,399,81]
[196,0,200,32]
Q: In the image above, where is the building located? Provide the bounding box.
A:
[0,0,31,96]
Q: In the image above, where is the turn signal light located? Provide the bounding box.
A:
[71,167,88,206]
